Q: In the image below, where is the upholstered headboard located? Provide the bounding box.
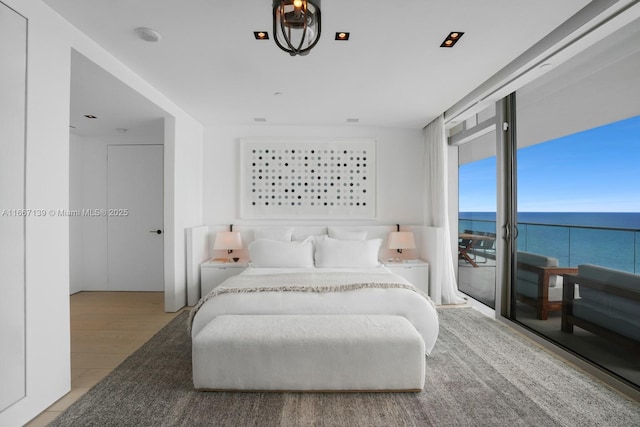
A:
[186,224,441,305]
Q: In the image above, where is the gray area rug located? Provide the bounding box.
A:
[49,308,640,426]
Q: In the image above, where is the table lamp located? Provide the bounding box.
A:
[388,226,416,261]
[213,229,243,262]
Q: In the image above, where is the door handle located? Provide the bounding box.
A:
[149,229,162,234]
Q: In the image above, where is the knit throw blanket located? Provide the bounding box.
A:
[188,271,432,333]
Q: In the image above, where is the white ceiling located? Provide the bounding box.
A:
[47,0,591,134]
[69,50,167,137]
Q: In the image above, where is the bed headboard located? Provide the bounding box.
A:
[186,224,441,305]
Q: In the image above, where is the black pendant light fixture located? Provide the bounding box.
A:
[272,0,321,56]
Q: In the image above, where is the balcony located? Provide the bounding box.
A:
[458,216,640,389]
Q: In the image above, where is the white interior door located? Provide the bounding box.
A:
[107,145,164,291]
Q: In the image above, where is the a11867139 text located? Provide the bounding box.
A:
[1,208,129,217]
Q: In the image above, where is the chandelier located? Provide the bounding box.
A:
[272,0,321,56]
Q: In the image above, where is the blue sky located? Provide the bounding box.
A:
[459,115,640,213]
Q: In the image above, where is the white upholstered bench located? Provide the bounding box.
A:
[192,314,426,392]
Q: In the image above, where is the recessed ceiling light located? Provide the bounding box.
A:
[346,118,359,123]
[440,31,464,48]
[254,31,269,40]
[134,27,162,43]
[253,117,267,122]
[335,32,350,41]
[133,27,162,43]
[84,114,98,119]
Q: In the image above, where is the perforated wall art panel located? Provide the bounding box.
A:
[240,139,376,219]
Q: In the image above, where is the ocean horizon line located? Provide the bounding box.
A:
[459,211,640,231]
[460,211,640,214]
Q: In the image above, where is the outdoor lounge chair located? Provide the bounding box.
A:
[516,251,578,320]
[562,264,640,352]
[458,229,476,264]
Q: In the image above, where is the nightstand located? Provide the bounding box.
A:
[384,260,429,294]
[200,259,248,296]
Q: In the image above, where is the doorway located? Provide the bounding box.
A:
[69,50,168,295]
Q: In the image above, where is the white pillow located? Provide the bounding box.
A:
[254,227,293,242]
[315,237,382,268]
[248,238,314,268]
[327,227,368,241]
[293,234,327,248]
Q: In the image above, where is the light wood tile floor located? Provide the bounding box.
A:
[26,292,181,427]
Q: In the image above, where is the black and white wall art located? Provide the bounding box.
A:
[240,139,376,219]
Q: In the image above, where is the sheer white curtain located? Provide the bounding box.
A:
[424,115,466,305]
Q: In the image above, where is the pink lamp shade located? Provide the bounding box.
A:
[213,231,243,253]
[388,231,416,253]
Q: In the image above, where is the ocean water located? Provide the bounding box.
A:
[461,212,640,230]
[459,212,640,273]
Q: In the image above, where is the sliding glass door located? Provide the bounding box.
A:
[512,17,640,389]
[456,108,498,308]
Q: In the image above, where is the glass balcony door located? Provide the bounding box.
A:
[513,17,640,389]
[456,109,498,309]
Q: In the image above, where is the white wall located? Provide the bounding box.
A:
[164,116,204,311]
[69,121,164,293]
[69,133,84,294]
[203,125,425,226]
[0,1,203,424]
[0,1,72,425]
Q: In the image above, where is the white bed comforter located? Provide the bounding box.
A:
[190,266,439,355]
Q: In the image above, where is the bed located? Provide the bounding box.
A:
[190,265,439,354]
[189,230,439,390]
